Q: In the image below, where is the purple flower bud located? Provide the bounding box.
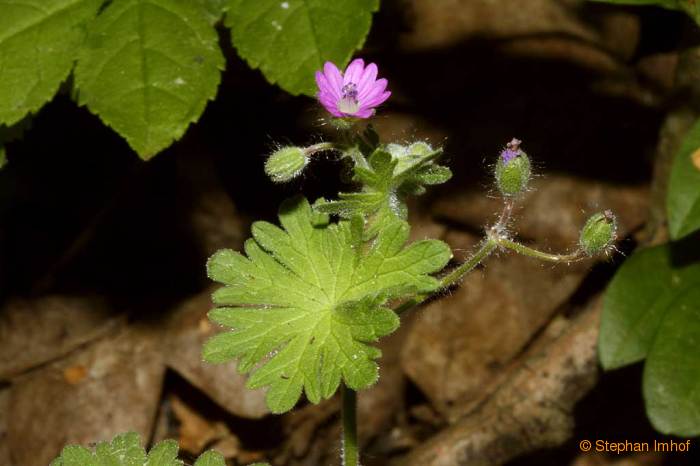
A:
[500,138,522,164]
[315,59,391,119]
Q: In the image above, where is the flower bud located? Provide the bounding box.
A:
[495,138,531,197]
[579,210,617,256]
[407,141,433,156]
[264,146,308,183]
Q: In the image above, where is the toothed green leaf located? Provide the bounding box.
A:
[0,0,103,125]
[203,196,451,413]
[51,432,227,466]
[193,450,225,466]
[225,0,379,96]
[318,143,450,234]
[74,0,225,159]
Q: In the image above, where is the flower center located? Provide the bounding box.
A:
[339,82,360,115]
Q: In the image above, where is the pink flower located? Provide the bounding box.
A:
[315,59,391,119]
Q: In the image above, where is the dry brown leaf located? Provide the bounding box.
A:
[7,325,164,466]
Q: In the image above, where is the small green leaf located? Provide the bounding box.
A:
[57,445,99,466]
[225,0,379,95]
[51,432,228,466]
[193,450,225,466]
[643,287,700,436]
[599,244,700,369]
[203,196,451,413]
[668,118,700,239]
[0,0,102,125]
[75,0,225,159]
[95,432,147,466]
[0,145,6,169]
[319,144,449,235]
[145,440,179,466]
[413,164,452,185]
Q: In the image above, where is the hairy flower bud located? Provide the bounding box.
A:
[265,146,308,183]
[579,210,617,255]
[495,138,531,197]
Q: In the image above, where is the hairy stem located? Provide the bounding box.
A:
[494,237,584,263]
[342,384,359,466]
[395,238,498,314]
[305,141,341,155]
[438,238,499,288]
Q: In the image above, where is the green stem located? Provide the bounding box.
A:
[395,238,498,314]
[438,238,498,289]
[304,141,340,155]
[341,384,359,466]
[494,237,584,263]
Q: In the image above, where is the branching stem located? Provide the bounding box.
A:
[394,200,587,315]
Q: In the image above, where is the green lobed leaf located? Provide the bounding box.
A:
[203,196,451,413]
[643,286,700,436]
[95,432,147,466]
[51,431,230,465]
[599,244,700,370]
[74,0,225,159]
[193,450,225,466]
[0,0,103,125]
[225,0,379,96]
[52,445,99,466]
[145,439,179,466]
[667,118,700,239]
[318,144,450,234]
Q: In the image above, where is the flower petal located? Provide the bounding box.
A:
[363,91,391,109]
[319,93,338,109]
[323,62,343,95]
[316,71,340,101]
[354,108,375,119]
[356,63,378,96]
[343,58,365,85]
[359,78,387,102]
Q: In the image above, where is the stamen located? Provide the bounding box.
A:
[342,83,358,99]
[339,82,360,114]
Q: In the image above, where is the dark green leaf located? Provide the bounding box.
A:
[668,118,700,239]
[225,0,379,95]
[643,286,700,436]
[0,0,102,125]
[599,244,700,369]
[75,0,225,159]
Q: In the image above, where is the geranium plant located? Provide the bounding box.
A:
[198,59,618,465]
